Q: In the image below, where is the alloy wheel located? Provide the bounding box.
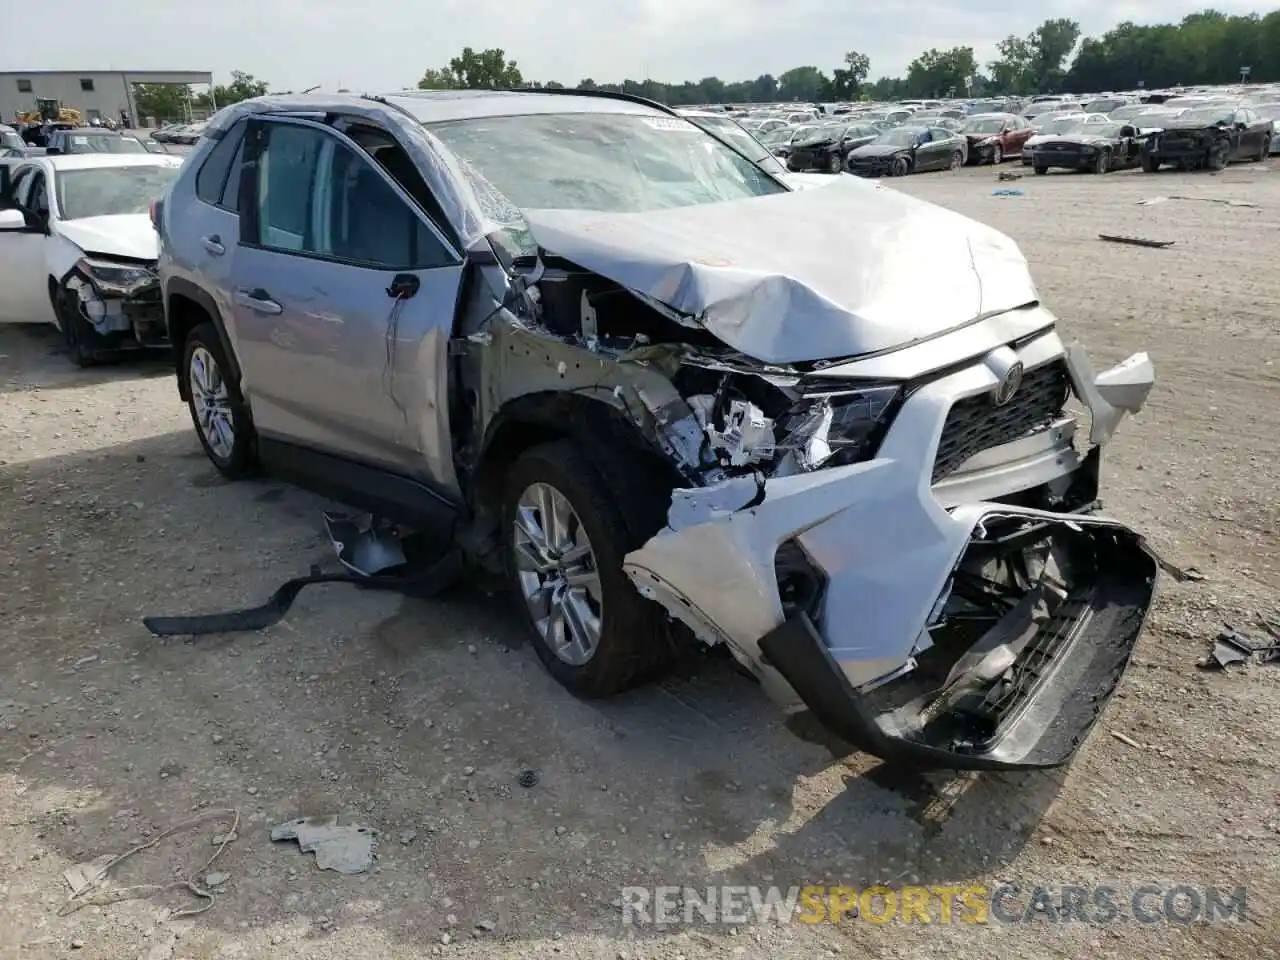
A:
[513,481,604,666]
[189,345,235,461]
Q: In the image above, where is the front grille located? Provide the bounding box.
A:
[1041,141,1082,151]
[932,359,1070,483]
[957,586,1093,730]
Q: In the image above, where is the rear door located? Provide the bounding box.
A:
[0,164,56,324]
[229,117,466,487]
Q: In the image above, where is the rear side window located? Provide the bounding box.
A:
[195,121,247,208]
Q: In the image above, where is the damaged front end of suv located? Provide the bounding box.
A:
[443,162,1157,770]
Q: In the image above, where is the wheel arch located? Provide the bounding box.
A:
[164,277,241,400]
[468,390,681,556]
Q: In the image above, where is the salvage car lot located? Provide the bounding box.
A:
[1,163,1277,959]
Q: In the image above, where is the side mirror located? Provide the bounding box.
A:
[0,208,30,231]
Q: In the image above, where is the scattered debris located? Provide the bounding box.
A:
[270,815,375,874]
[1099,234,1175,248]
[1199,625,1280,670]
[518,769,539,788]
[991,188,1024,197]
[323,510,406,577]
[997,170,1022,182]
[476,920,496,932]
[1181,567,1207,581]
[203,871,230,888]
[399,830,418,846]
[59,808,240,919]
[1137,195,1257,208]
[1110,730,1144,749]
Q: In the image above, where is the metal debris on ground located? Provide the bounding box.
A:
[1136,195,1257,208]
[59,808,240,918]
[323,510,406,576]
[1110,730,1145,749]
[997,171,1022,181]
[518,769,540,788]
[270,815,376,874]
[1199,625,1280,670]
[1099,234,1175,248]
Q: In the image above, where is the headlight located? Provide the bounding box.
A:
[1079,145,1096,154]
[76,257,157,296]
[780,383,902,470]
[979,137,998,146]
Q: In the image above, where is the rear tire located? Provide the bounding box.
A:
[503,440,674,697]
[1256,138,1270,162]
[181,322,257,478]
[948,151,963,170]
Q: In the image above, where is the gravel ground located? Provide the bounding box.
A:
[1,161,1278,960]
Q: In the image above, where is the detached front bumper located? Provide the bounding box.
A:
[624,344,1158,770]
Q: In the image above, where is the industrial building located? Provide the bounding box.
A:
[1,70,213,126]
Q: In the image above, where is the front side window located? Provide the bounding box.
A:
[55,164,180,220]
[255,122,451,268]
[428,112,787,257]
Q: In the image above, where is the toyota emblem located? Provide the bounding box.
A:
[992,361,1024,406]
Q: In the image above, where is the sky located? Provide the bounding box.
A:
[10,0,1274,92]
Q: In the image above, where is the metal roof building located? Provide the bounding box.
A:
[0,70,213,125]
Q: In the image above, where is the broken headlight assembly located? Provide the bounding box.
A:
[75,257,158,296]
[780,383,902,471]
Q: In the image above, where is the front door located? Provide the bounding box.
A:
[0,166,56,325]
[229,118,465,488]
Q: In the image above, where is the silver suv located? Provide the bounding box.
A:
[157,90,1161,770]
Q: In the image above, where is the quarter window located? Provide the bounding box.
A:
[195,120,246,208]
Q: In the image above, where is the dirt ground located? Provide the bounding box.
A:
[1,161,1278,960]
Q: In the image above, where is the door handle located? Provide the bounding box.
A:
[233,288,283,315]
[201,234,225,256]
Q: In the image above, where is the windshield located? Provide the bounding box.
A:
[1178,107,1235,125]
[1039,117,1086,133]
[55,164,181,219]
[843,124,876,139]
[875,127,924,146]
[683,115,788,176]
[64,134,147,154]
[428,113,786,257]
[964,117,1008,134]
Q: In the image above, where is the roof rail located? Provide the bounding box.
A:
[491,86,679,116]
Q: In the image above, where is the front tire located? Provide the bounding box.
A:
[1207,144,1228,170]
[1256,138,1270,162]
[54,283,99,369]
[1093,149,1111,174]
[503,440,673,697]
[181,322,256,478]
[827,152,843,174]
[1141,154,1160,173]
[1034,165,1048,175]
[890,156,911,177]
[991,144,1004,165]
[948,151,963,171]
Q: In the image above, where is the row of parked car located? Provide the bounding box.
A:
[0,123,178,159]
[699,88,1279,178]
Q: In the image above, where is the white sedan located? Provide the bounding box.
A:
[0,153,183,365]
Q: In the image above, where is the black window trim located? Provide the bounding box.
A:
[195,118,247,211]
[238,115,462,270]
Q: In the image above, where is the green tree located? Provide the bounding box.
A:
[831,50,871,98]
[905,47,977,97]
[988,35,1034,93]
[417,68,458,90]
[212,70,269,106]
[1027,18,1081,91]
[777,65,830,102]
[419,48,522,90]
[132,83,190,122]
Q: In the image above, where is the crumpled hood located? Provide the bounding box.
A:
[1027,132,1111,147]
[56,214,158,261]
[522,178,1037,364]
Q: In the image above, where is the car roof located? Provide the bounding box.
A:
[25,153,183,171]
[387,90,670,123]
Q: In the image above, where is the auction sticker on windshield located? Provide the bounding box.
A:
[642,117,696,131]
